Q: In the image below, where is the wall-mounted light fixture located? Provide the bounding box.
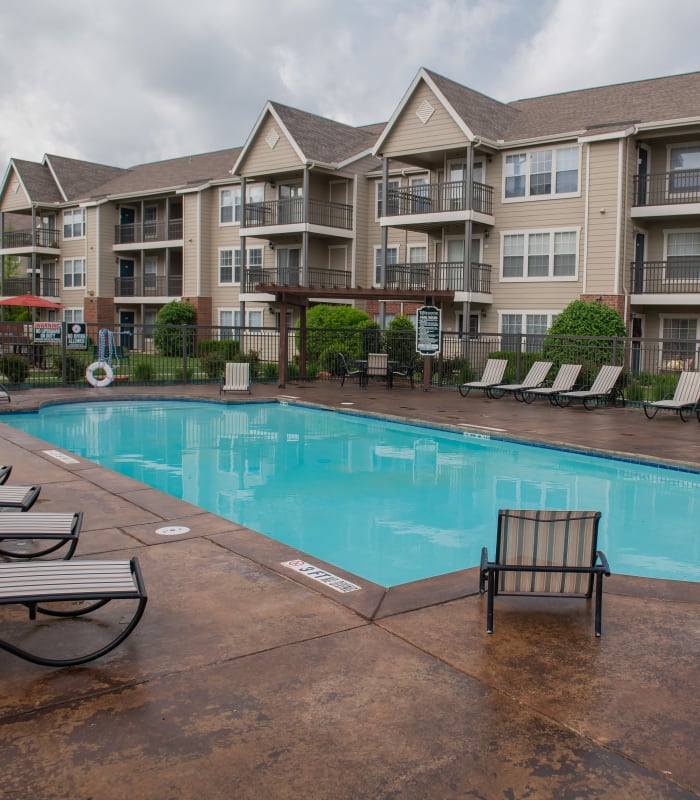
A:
[484,229,490,238]
[268,241,275,250]
[481,307,487,318]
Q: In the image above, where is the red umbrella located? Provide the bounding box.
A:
[0,293,62,309]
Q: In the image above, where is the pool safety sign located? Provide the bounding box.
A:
[33,321,62,343]
[416,305,441,356]
[282,560,361,593]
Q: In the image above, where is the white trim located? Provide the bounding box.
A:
[614,138,624,294]
[501,144,581,203]
[583,144,590,294]
[500,228,580,282]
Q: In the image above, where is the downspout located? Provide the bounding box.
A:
[614,137,624,296]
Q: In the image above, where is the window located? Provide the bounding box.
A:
[63,209,85,238]
[248,309,263,328]
[501,230,578,280]
[219,249,234,284]
[144,256,157,290]
[376,180,399,217]
[661,317,697,367]
[63,258,85,288]
[669,146,700,194]
[666,231,700,280]
[501,312,556,351]
[504,146,579,199]
[64,308,84,323]
[374,245,399,286]
[223,247,264,285]
[219,309,240,340]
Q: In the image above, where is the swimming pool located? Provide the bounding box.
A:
[3,400,699,586]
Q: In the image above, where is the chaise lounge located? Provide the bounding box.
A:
[0,484,42,512]
[487,361,553,400]
[220,362,251,395]
[554,364,624,410]
[0,512,83,560]
[520,364,582,405]
[458,359,508,397]
[0,557,147,666]
[480,509,610,637]
[643,370,700,422]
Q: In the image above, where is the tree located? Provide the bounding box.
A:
[383,314,416,365]
[542,300,627,368]
[300,303,379,372]
[152,300,196,356]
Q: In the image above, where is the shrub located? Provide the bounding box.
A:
[202,352,226,379]
[49,351,84,383]
[262,362,279,380]
[132,360,155,381]
[197,339,240,359]
[543,300,626,367]
[0,354,30,383]
[298,304,379,362]
[152,301,196,357]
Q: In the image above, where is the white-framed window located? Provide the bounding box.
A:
[374,244,399,286]
[219,309,240,340]
[64,308,84,323]
[665,230,700,280]
[504,145,579,200]
[220,189,234,224]
[376,179,399,218]
[500,312,558,351]
[247,309,263,328]
[501,229,578,280]
[63,208,85,239]
[63,258,85,288]
[668,145,700,194]
[144,256,157,290]
[219,249,234,284]
[660,315,698,368]
[222,247,264,285]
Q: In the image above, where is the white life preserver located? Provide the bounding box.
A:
[85,361,114,388]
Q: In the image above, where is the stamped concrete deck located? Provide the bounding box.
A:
[1,380,698,800]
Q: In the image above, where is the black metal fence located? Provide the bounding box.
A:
[0,321,698,403]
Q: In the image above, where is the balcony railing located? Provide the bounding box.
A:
[385,261,491,292]
[115,276,183,296]
[244,267,352,292]
[385,180,493,217]
[1,228,60,249]
[114,219,184,245]
[1,277,60,297]
[633,170,700,206]
[243,199,353,230]
[631,260,700,294]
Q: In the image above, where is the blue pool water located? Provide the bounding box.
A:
[3,400,699,586]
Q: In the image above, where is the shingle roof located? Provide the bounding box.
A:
[270,102,378,164]
[44,155,126,200]
[10,159,65,204]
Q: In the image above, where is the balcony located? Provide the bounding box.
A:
[244,267,352,292]
[115,275,183,297]
[385,261,491,293]
[632,170,700,217]
[631,261,700,296]
[1,227,60,252]
[243,199,353,231]
[385,180,493,220]
[1,277,60,297]
[114,220,184,245]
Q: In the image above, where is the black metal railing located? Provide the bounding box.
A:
[1,228,60,249]
[1,277,61,296]
[114,219,184,245]
[385,261,491,293]
[243,198,353,230]
[631,261,700,293]
[385,180,493,217]
[633,170,700,206]
[244,267,352,291]
[115,276,183,296]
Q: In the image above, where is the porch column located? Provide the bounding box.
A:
[302,167,310,285]
[1,213,4,320]
[380,157,389,289]
[31,206,38,296]
[278,298,289,388]
[238,177,247,334]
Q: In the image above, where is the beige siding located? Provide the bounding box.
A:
[239,117,302,176]
[380,82,468,159]
[0,167,30,212]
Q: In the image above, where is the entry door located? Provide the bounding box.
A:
[277,248,301,285]
[119,207,136,243]
[637,146,649,205]
[120,259,135,295]
[631,316,643,374]
[119,310,135,352]
[278,184,303,224]
[634,232,646,293]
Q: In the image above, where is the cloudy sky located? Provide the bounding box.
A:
[1,0,698,170]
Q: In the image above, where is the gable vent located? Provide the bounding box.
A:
[416,100,435,125]
[266,129,280,149]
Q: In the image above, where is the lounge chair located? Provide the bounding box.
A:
[487,361,552,400]
[520,364,582,405]
[0,465,11,485]
[390,362,415,389]
[458,358,508,397]
[643,371,700,422]
[0,383,9,403]
[338,353,364,387]
[0,557,147,666]
[0,512,83,560]
[220,362,251,395]
[0,484,41,511]
[554,364,624,410]
[480,509,610,637]
[366,353,391,389]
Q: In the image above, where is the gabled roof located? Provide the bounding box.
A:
[44,155,126,201]
[7,159,65,205]
[233,101,379,174]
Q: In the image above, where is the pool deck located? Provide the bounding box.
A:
[1,380,699,800]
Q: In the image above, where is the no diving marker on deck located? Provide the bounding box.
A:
[43,449,80,464]
[282,560,361,593]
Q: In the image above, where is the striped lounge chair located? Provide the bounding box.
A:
[458,359,508,397]
[480,509,610,637]
[0,512,83,560]
[643,370,700,422]
[0,557,147,666]
[0,484,41,511]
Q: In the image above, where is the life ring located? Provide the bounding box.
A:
[86,361,114,388]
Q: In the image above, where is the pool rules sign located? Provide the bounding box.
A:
[416,306,441,356]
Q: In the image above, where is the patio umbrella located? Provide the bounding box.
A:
[0,293,62,309]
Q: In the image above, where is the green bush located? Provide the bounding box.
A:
[49,351,85,383]
[132,360,155,381]
[543,300,626,367]
[487,350,543,383]
[0,354,30,383]
[298,304,379,362]
[152,301,196,357]
[262,362,279,379]
[197,339,240,359]
[202,352,227,379]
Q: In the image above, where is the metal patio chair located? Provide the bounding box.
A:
[0,484,41,512]
[643,371,700,422]
[0,512,83,560]
[458,358,508,397]
[487,361,553,400]
[480,509,610,637]
[554,365,624,410]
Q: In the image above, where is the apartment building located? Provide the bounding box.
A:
[1,66,699,364]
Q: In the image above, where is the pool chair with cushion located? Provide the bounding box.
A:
[338,353,364,387]
[643,370,700,422]
[487,361,553,400]
[520,364,582,405]
[220,362,251,395]
[458,358,508,398]
[0,465,11,485]
[366,353,391,389]
[554,364,624,410]
[480,509,610,637]
[0,484,41,512]
[0,557,148,667]
[0,512,83,560]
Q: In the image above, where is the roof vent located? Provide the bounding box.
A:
[416,100,435,125]
[266,129,280,149]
